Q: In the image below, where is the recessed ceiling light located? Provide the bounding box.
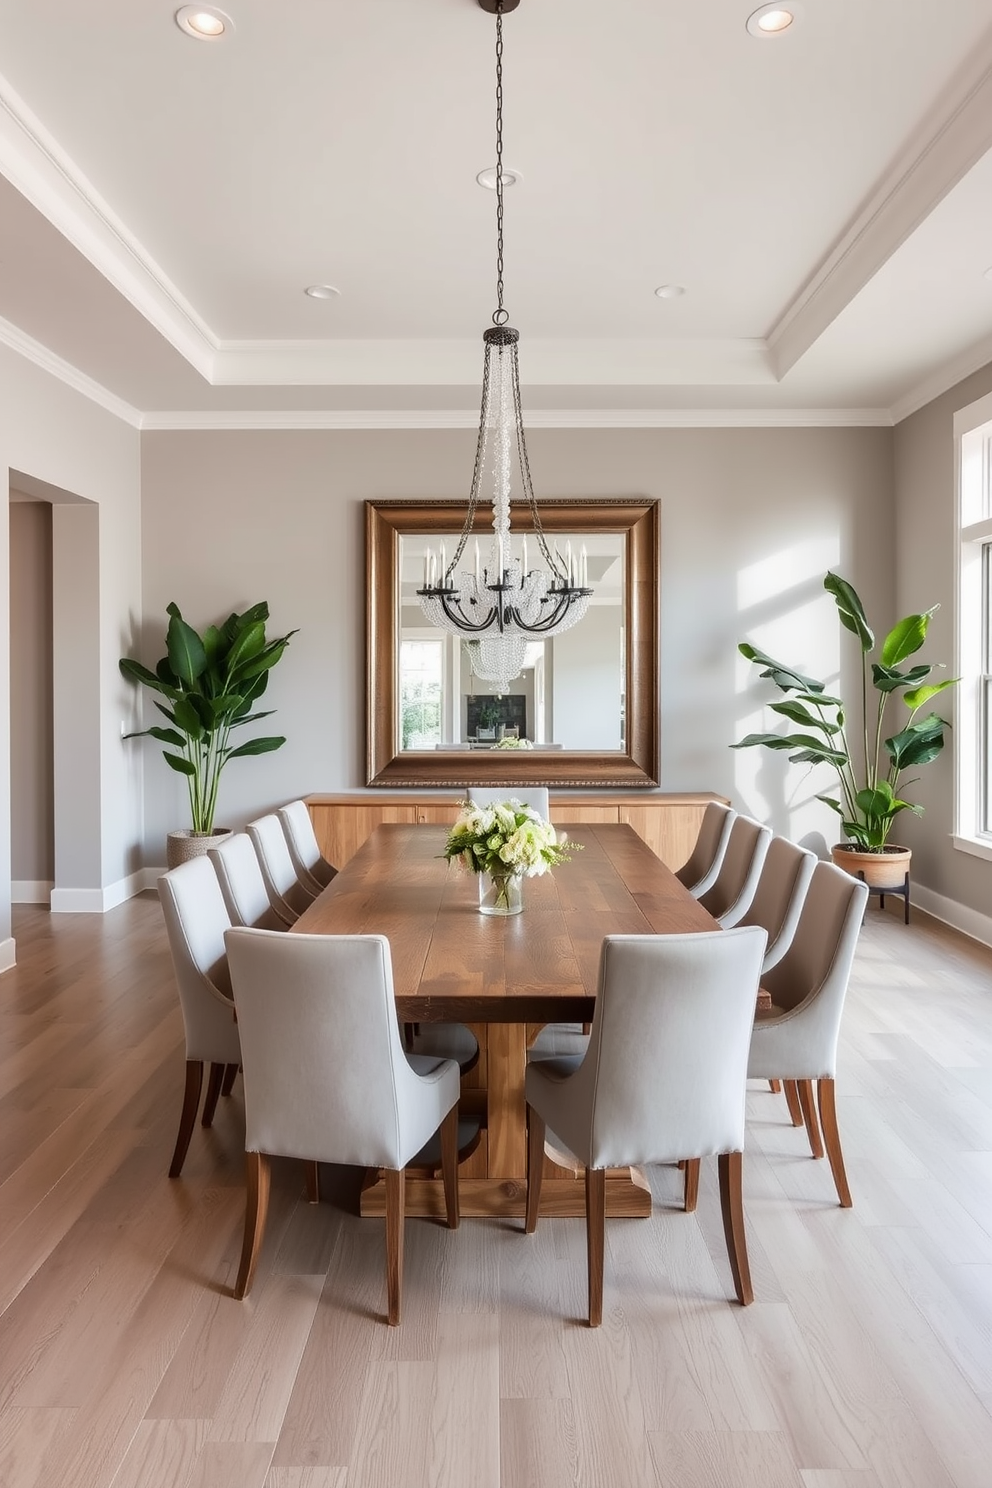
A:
[476,167,522,190]
[746,4,799,37]
[654,284,685,299]
[304,284,340,300]
[175,7,233,40]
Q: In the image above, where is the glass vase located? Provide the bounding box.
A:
[478,870,524,916]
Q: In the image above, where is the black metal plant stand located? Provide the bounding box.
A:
[856,869,911,925]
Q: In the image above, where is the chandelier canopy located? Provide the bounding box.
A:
[417,0,592,693]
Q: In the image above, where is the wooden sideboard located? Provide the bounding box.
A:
[305,791,726,873]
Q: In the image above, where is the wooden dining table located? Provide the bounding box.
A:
[293,821,723,1219]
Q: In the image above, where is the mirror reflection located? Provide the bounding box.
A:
[398,532,626,753]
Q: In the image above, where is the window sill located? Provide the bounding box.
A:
[952,833,992,863]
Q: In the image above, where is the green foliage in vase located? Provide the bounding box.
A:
[119,601,297,836]
[733,572,957,852]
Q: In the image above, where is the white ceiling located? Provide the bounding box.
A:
[2,0,992,426]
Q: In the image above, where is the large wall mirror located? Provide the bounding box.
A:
[367,497,659,787]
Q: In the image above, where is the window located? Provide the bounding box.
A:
[954,395,992,857]
[399,639,443,750]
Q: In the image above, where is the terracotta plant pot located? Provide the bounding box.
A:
[166,828,232,870]
[831,843,911,889]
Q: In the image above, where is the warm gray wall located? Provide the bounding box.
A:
[138,424,893,863]
[0,343,142,956]
[9,496,54,888]
[894,361,992,924]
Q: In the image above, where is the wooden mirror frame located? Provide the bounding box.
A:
[366,496,659,787]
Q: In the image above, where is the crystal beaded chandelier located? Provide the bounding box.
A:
[417,0,592,695]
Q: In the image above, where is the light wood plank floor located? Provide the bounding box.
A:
[1,894,991,1488]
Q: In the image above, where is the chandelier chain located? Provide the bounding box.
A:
[493,2,509,327]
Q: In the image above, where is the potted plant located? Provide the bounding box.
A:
[120,601,296,867]
[733,572,957,888]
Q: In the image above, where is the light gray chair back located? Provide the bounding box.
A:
[467,786,551,819]
[697,815,772,927]
[675,801,736,896]
[527,927,767,1171]
[225,929,461,1169]
[278,799,337,894]
[209,832,286,931]
[749,861,868,1081]
[158,855,239,1063]
[736,835,817,972]
[247,813,314,923]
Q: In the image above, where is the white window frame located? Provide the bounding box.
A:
[953,390,992,861]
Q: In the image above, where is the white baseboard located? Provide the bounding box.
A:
[911,883,992,950]
[50,869,151,914]
[12,879,54,904]
[0,937,15,972]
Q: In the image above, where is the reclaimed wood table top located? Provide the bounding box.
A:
[292,821,721,1023]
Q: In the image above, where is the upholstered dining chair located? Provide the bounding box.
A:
[735,835,817,973]
[697,815,772,928]
[247,812,315,923]
[277,799,338,897]
[158,855,241,1177]
[524,926,767,1326]
[674,801,736,898]
[208,832,287,931]
[747,860,869,1206]
[225,928,462,1322]
[467,785,551,819]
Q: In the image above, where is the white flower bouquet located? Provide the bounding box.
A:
[442,798,577,882]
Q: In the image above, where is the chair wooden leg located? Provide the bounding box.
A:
[221,1063,239,1097]
[683,1157,701,1212]
[718,1151,753,1306]
[783,1079,804,1127]
[304,1160,320,1204]
[235,1151,271,1300]
[169,1060,203,1178]
[586,1166,606,1328]
[385,1168,405,1326]
[817,1077,853,1208]
[439,1106,460,1230]
[525,1106,546,1234]
[768,1079,782,1093]
[797,1078,824,1158]
[201,1062,225,1127]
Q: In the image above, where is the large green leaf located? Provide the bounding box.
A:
[885,716,947,769]
[879,607,936,667]
[145,726,186,748]
[855,782,895,813]
[119,658,174,697]
[738,643,825,694]
[903,677,957,709]
[173,696,205,740]
[872,662,932,694]
[228,708,275,728]
[225,735,286,760]
[824,572,873,650]
[733,731,847,766]
[793,689,844,707]
[233,633,298,683]
[222,620,266,677]
[166,612,207,685]
[789,745,850,766]
[816,795,844,816]
[163,752,196,776]
[768,700,841,734]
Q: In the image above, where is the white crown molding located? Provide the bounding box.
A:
[210,336,777,388]
[139,406,893,432]
[890,329,992,424]
[0,69,217,378]
[769,38,992,379]
[0,313,142,426]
